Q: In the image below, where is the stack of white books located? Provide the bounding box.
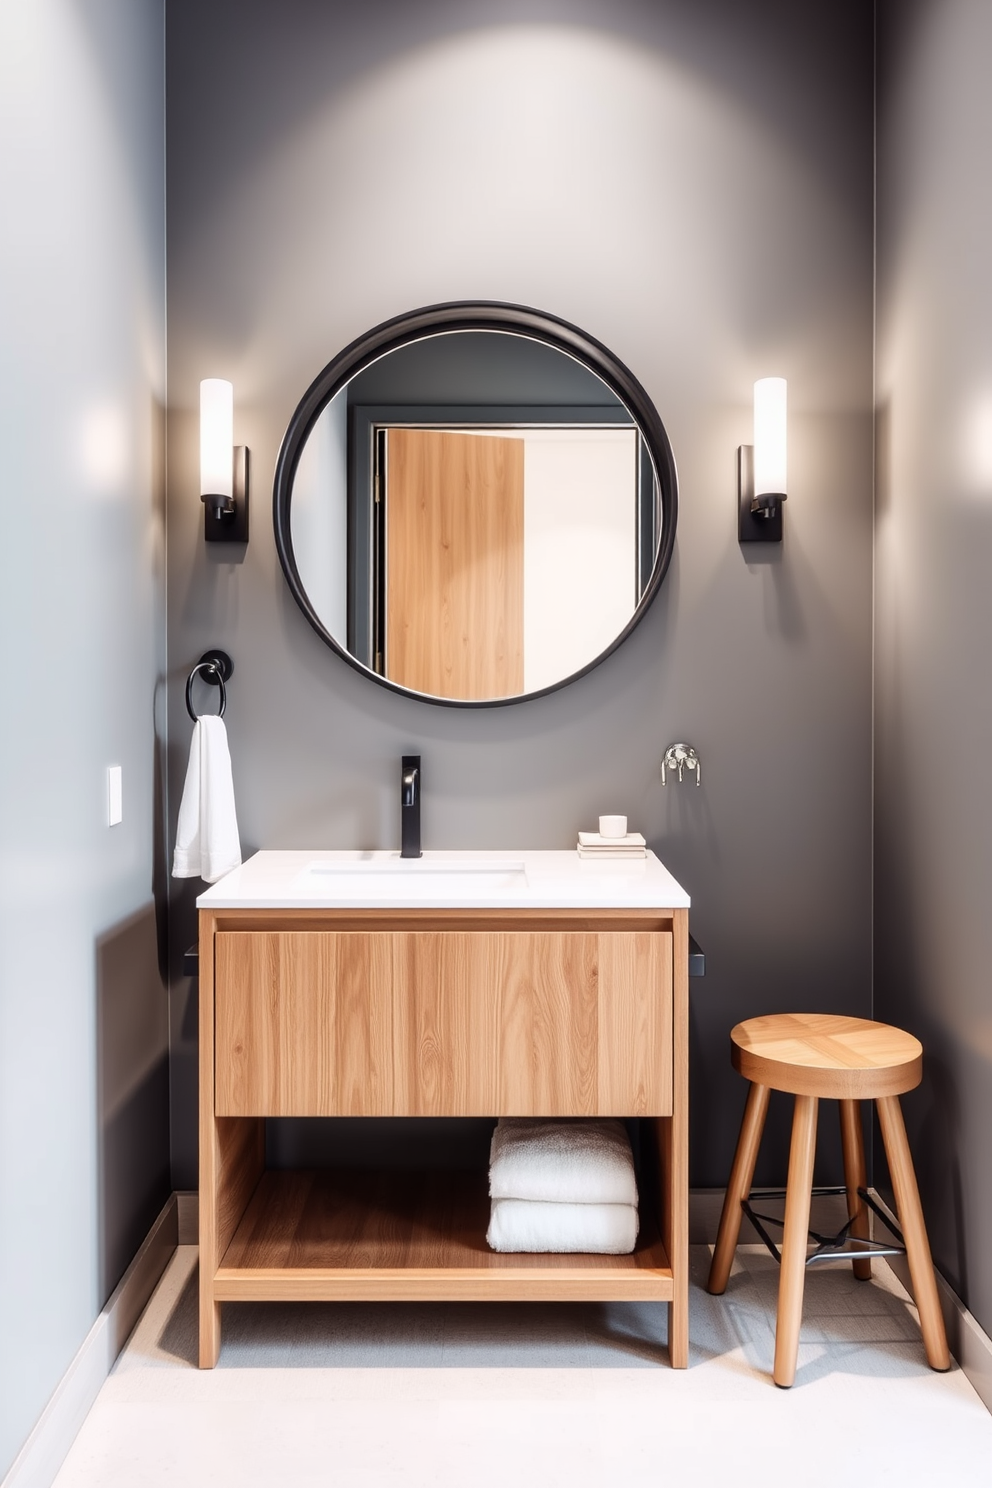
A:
[576,830,647,860]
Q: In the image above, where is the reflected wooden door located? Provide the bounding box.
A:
[384,428,524,699]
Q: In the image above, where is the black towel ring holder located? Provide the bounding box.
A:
[185,649,233,722]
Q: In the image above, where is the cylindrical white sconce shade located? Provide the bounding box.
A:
[200,379,233,498]
[753,377,787,502]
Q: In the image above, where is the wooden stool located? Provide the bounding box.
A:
[707,1013,950,1387]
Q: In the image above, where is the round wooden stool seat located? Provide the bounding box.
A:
[731,1013,923,1101]
[709,1010,949,1387]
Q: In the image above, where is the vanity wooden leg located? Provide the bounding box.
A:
[198,1108,222,1369]
[655,1111,689,1369]
[199,908,265,1368]
[875,1095,950,1371]
[200,1296,222,1369]
[665,910,690,1369]
[773,1094,818,1388]
[668,1294,688,1371]
[708,1081,770,1294]
[199,907,220,1369]
[198,1116,264,1367]
[839,1099,871,1280]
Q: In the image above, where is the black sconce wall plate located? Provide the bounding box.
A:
[737,444,783,544]
[205,446,250,543]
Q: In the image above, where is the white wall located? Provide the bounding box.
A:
[292,387,349,642]
[522,427,637,693]
[0,0,167,1474]
[876,0,992,1339]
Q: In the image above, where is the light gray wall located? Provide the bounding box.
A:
[166,0,875,1188]
[875,0,992,1338]
[0,0,167,1475]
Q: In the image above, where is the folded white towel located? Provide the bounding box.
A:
[489,1118,637,1206]
[171,716,242,884]
[487,1198,639,1254]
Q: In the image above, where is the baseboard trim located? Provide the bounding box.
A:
[1,1194,178,1488]
[690,1186,992,1416]
[865,1188,992,1415]
[176,1190,198,1245]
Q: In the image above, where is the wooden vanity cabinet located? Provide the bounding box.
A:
[199,906,689,1368]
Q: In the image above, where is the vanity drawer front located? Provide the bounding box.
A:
[213,930,672,1117]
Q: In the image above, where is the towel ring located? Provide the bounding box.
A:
[185,649,233,722]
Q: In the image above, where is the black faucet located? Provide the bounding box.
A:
[401,755,422,858]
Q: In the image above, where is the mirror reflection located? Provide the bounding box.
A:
[281,319,672,705]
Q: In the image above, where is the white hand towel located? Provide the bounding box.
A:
[487,1198,639,1254]
[489,1118,637,1206]
[171,715,242,884]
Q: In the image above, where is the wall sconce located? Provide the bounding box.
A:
[738,376,787,543]
[200,378,249,543]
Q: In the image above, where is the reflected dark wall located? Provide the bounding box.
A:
[166,0,874,1190]
[346,331,622,406]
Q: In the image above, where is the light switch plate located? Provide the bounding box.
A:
[107,765,123,826]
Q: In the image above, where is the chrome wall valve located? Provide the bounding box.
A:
[662,743,701,785]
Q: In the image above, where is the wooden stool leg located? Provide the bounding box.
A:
[839,1099,871,1280]
[708,1082,771,1294]
[773,1094,818,1388]
[876,1095,951,1371]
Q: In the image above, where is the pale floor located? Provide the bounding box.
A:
[53,1245,992,1488]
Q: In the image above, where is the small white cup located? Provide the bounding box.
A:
[599,815,627,838]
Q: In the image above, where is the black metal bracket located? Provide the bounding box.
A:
[183,944,199,977]
[688,934,705,977]
[741,1186,906,1267]
[185,650,233,721]
[738,445,783,543]
[204,446,250,543]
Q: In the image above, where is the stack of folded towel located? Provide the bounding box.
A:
[486,1118,639,1254]
[576,830,647,860]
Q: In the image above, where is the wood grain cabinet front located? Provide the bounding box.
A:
[214,929,672,1119]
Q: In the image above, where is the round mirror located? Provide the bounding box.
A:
[273,303,677,706]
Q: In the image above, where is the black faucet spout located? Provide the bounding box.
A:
[401,754,422,858]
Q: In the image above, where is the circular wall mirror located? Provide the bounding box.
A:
[273,303,678,707]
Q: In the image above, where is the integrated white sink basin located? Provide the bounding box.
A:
[303,856,528,896]
[197,849,690,910]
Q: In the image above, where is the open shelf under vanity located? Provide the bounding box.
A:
[214,1167,674,1304]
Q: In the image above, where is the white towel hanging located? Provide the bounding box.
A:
[172,715,242,884]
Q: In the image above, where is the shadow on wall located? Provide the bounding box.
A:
[873,1042,969,1308]
[873,389,967,1301]
[151,392,170,986]
[167,0,870,243]
[97,904,171,1304]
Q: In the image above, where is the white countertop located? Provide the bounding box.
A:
[197,849,690,911]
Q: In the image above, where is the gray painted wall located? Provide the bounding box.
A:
[875,0,992,1339]
[166,0,874,1189]
[0,0,167,1475]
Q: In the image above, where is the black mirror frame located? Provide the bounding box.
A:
[272,301,678,708]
